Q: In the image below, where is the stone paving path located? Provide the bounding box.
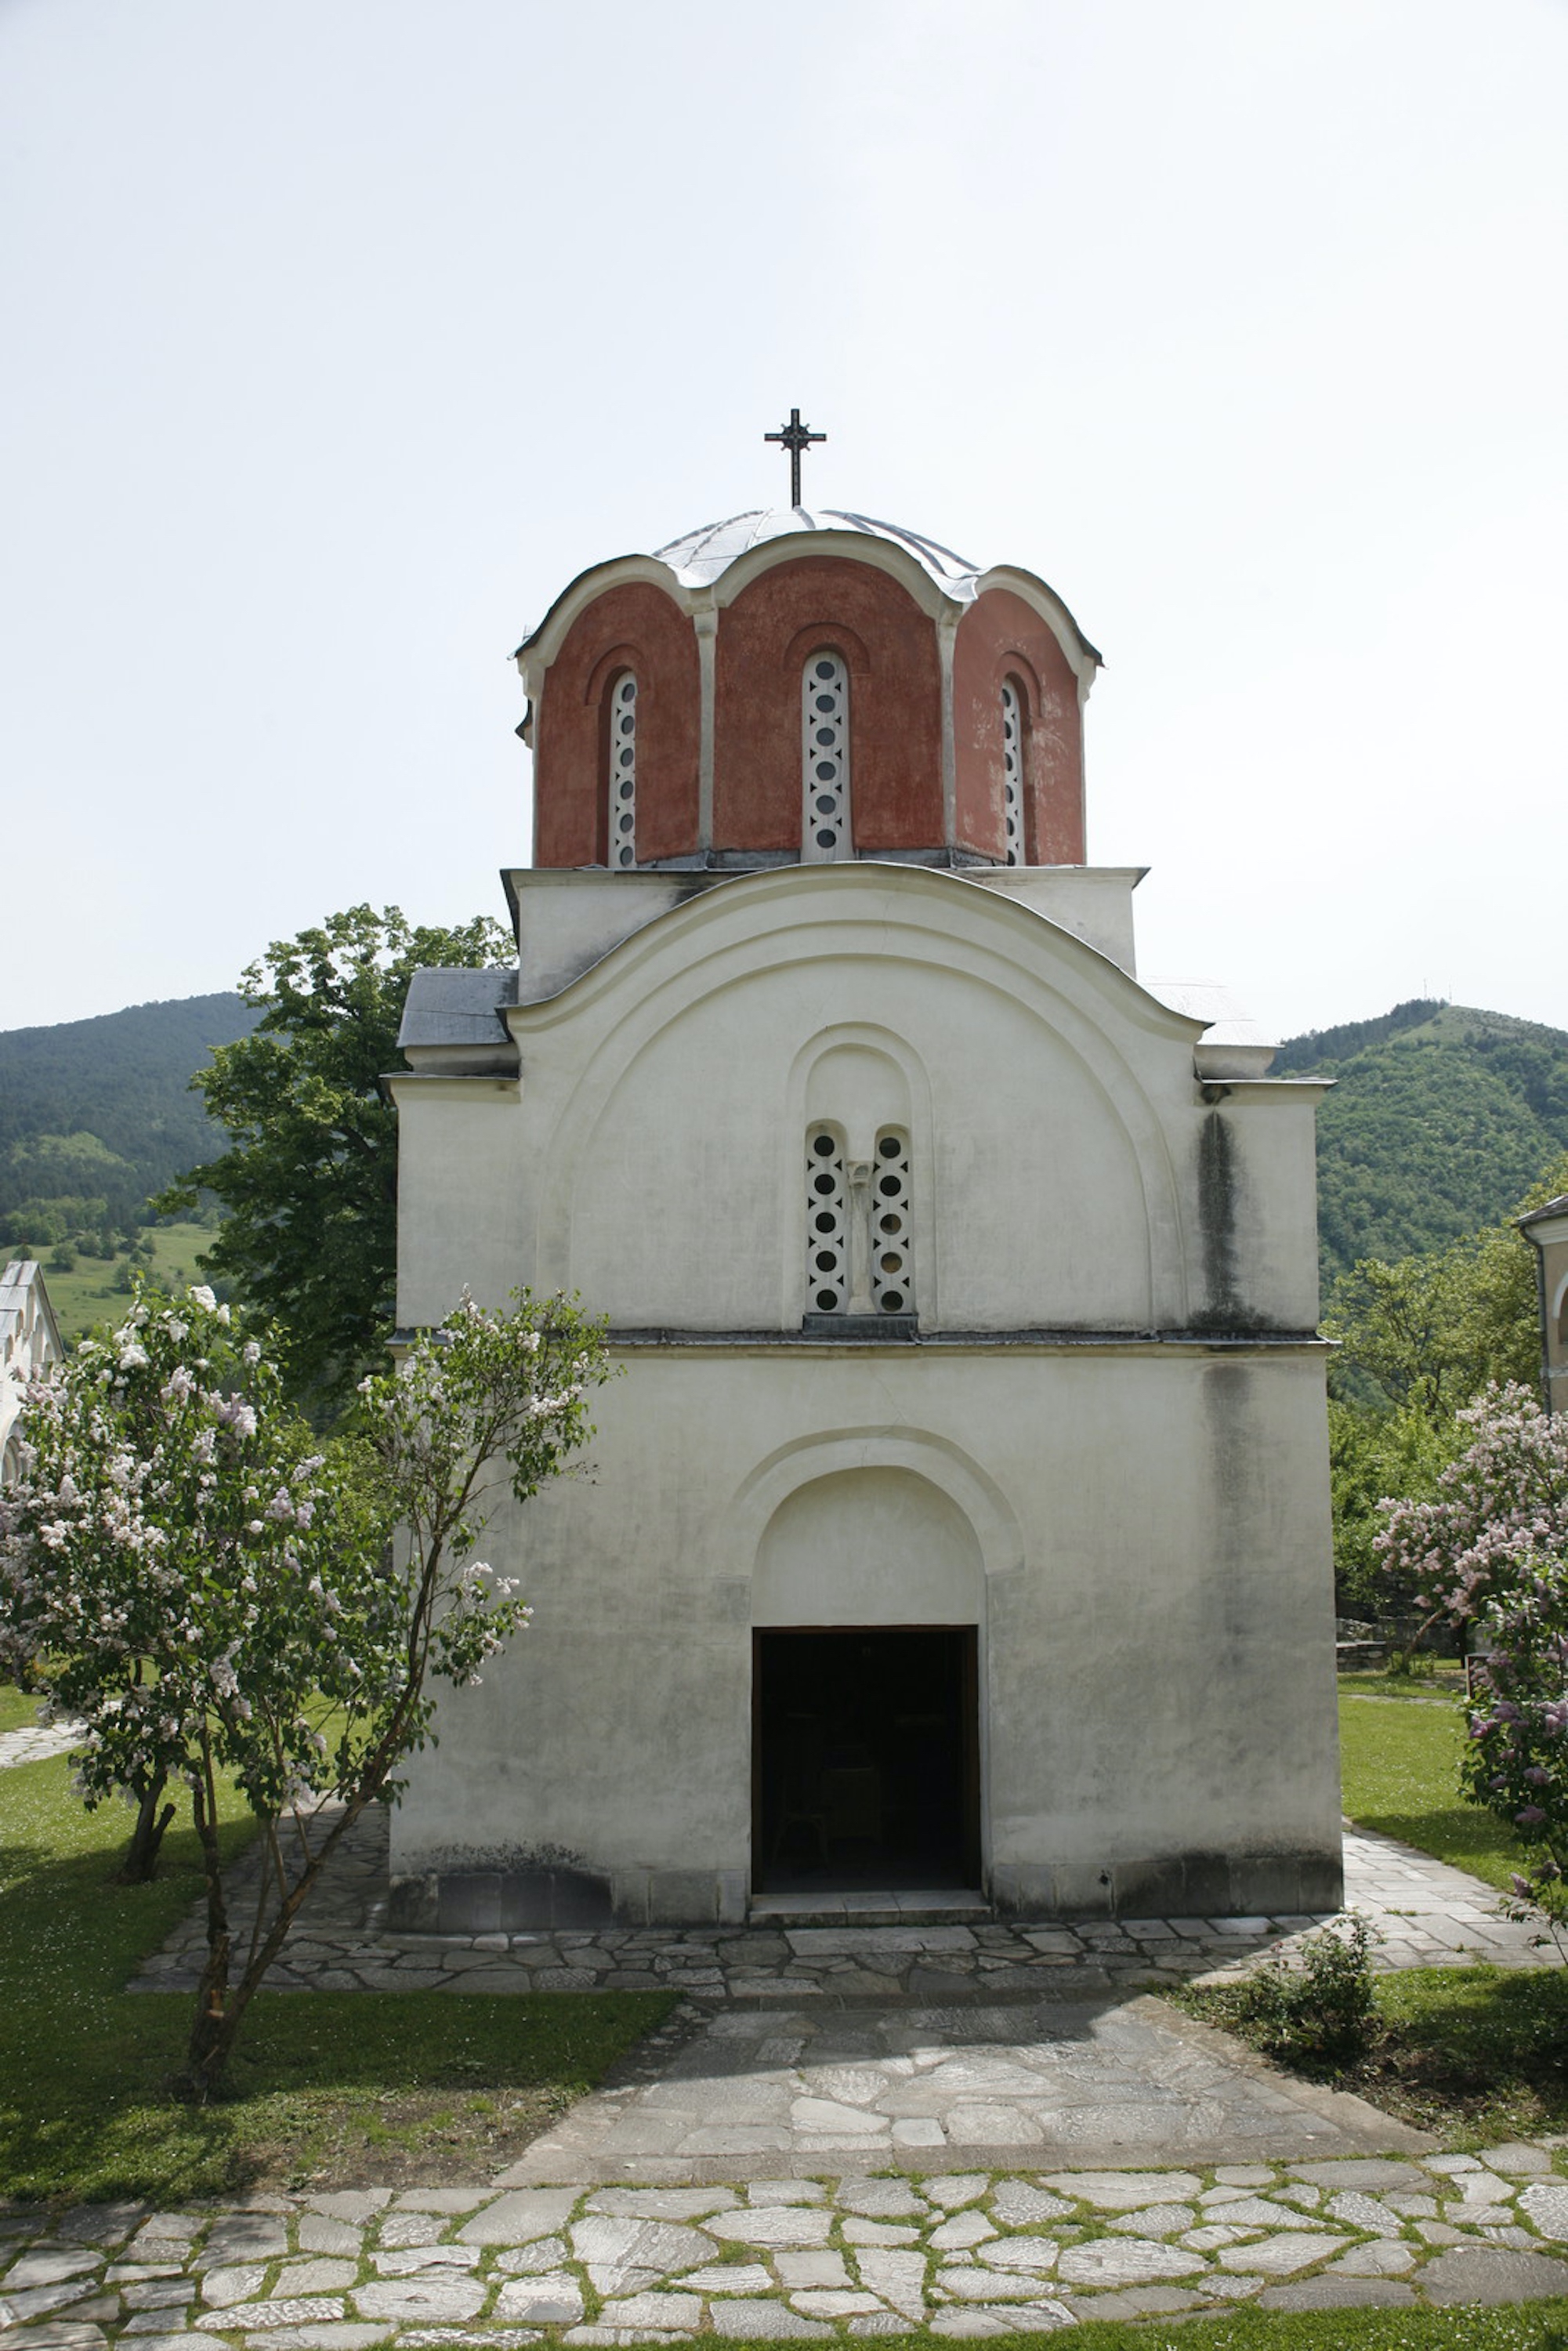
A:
[9,2148,1568,2343]
[126,1809,1552,2004]
[0,1721,83,1771]
[502,1991,1425,2183]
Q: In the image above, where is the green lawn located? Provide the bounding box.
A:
[0,1683,42,1734]
[1063,2310,1568,2351]
[29,1220,213,1344]
[0,1751,672,2201]
[1338,1686,1526,1892]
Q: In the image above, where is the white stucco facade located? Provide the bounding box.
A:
[388,857,1342,1927]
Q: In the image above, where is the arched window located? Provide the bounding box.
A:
[1001,677,1026,866]
[607,671,637,868]
[804,1125,914,1317]
[871,1129,914,1312]
[802,652,849,861]
[806,1128,849,1312]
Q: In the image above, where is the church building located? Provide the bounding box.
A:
[387,480,1342,1930]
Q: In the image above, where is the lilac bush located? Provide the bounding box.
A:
[0,1282,609,2090]
[1378,1382,1568,1937]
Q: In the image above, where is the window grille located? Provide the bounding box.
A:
[1001,679,1024,866]
[871,1130,914,1313]
[608,672,637,868]
[802,653,849,860]
[806,1129,849,1313]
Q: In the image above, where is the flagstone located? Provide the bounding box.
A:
[937,2266,1060,2301]
[244,2330,386,2351]
[585,2192,738,2221]
[701,2299,833,2338]
[370,2245,480,2275]
[928,2214,995,2251]
[922,2176,990,2209]
[987,2183,1071,2225]
[270,2263,358,2296]
[198,2222,288,2266]
[1056,2238,1204,2288]
[2,2284,109,2324]
[1258,2277,1417,2310]
[364,2213,439,2251]
[2,2255,103,2293]
[596,2293,703,2328]
[672,2266,773,2295]
[1520,2183,1568,2240]
[974,2240,1059,2275]
[197,2300,346,2331]
[1044,2170,1202,2209]
[1105,2202,1197,2236]
[851,2250,927,2316]
[491,2274,585,2324]
[840,2219,919,2247]
[350,2277,485,2323]
[774,2253,849,2288]
[494,2238,570,2276]
[1331,2240,1417,2275]
[295,2222,361,2260]
[1219,2231,1349,2275]
[707,2209,832,2249]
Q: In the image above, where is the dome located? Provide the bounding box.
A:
[653,509,983,599]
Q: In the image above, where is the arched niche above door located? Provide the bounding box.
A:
[753,1465,983,1628]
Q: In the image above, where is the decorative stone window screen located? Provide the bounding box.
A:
[805,1125,915,1317]
[806,1129,849,1312]
[802,653,849,861]
[608,672,637,868]
[1001,679,1025,866]
[871,1130,914,1312]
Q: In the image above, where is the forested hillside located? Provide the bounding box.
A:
[1277,1002,1568,1280]
[0,994,256,1252]
[4,987,1567,1295]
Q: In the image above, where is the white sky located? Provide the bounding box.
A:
[3,0,1565,1041]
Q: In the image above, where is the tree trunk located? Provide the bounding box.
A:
[182,1744,235,2099]
[115,1777,176,1883]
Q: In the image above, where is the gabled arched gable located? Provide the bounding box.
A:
[511,863,1204,1328]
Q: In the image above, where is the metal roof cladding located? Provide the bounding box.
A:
[652,509,984,598]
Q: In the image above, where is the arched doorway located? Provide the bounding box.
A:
[751,1467,983,1893]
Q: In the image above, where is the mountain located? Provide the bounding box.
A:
[4,984,1566,1289]
[0,993,258,1249]
[1276,1001,1568,1279]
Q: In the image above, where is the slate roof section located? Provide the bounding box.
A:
[397,966,517,1052]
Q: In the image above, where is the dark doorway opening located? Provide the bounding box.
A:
[753,1626,980,1892]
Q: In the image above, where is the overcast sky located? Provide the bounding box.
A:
[3,0,1565,1043]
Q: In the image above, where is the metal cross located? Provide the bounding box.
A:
[765,408,826,507]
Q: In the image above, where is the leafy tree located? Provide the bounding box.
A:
[1322,1151,1568,1614]
[0,1280,610,2094]
[157,906,511,1415]
[1378,1384,1568,1941]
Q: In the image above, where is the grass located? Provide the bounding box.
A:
[28,1219,213,1343]
[977,2316,1568,2350]
[1185,1951,1568,2148]
[1338,1685,1527,1893]
[779,2314,1568,2349]
[1339,1667,1467,1700]
[0,1683,42,1734]
[0,1749,673,2203]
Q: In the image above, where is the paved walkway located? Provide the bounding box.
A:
[0,1720,82,1770]
[125,1808,1552,2004]
[9,2146,1568,2340]
[10,1744,1568,2332]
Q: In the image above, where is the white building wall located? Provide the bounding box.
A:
[389,862,1339,1925]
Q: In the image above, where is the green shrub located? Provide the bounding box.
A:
[1219,1914,1378,2066]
